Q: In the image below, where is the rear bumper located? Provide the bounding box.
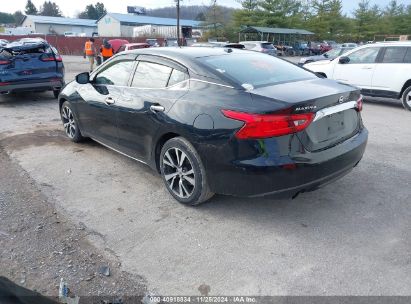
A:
[0,79,64,94]
[204,127,368,198]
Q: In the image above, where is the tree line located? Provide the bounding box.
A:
[1,0,409,42]
[0,0,107,25]
[225,0,411,42]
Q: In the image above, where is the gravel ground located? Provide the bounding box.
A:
[0,148,147,299]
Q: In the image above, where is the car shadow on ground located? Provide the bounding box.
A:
[364,97,403,109]
[0,92,56,106]
[78,137,370,216]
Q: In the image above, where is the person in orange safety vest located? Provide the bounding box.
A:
[84,38,96,72]
[100,39,115,62]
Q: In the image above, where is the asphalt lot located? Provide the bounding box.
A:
[0,55,410,296]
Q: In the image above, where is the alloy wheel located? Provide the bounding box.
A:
[162,147,196,199]
[407,91,411,107]
[61,106,76,139]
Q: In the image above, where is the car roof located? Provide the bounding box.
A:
[373,41,411,46]
[126,43,149,46]
[3,41,48,52]
[115,47,260,87]
[239,41,269,43]
[324,42,411,58]
[123,46,254,59]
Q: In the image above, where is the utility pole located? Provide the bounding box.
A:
[212,0,217,38]
[176,0,181,46]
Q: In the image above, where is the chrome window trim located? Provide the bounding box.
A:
[190,78,235,89]
[313,100,357,122]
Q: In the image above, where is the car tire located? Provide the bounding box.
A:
[160,137,214,206]
[401,86,411,111]
[60,101,84,143]
[53,89,60,99]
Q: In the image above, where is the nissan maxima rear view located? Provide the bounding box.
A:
[58,48,368,205]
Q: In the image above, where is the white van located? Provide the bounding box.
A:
[304,42,411,111]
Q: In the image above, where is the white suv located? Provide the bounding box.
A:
[304,42,411,111]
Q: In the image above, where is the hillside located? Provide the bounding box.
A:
[146,5,235,21]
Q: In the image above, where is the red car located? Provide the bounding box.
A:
[118,43,150,53]
[107,39,130,53]
[320,43,332,53]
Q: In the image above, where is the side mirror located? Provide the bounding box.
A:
[76,72,90,84]
[339,56,350,64]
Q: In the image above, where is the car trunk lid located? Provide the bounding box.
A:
[249,78,362,151]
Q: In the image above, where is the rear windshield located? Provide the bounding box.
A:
[1,44,50,56]
[261,43,274,49]
[200,53,316,89]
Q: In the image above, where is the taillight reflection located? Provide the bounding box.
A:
[356,95,363,112]
[41,54,62,62]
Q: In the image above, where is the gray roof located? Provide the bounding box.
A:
[240,26,314,35]
[23,15,97,27]
[100,13,201,27]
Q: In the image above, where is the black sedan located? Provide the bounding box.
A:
[58,47,368,205]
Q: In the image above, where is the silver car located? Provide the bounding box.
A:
[239,41,277,56]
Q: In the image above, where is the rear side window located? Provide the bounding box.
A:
[168,69,188,86]
[403,48,411,63]
[132,61,172,88]
[347,47,380,64]
[200,53,316,88]
[382,47,408,63]
[94,60,135,86]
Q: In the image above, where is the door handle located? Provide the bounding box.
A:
[105,97,115,105]
[361,66,373,70]
[150,105,165,113]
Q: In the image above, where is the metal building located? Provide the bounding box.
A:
[97,13,201,38]
[21,15,97,36]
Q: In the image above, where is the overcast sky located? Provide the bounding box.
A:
[1,0,409,17]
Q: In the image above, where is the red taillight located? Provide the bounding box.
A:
[0,60,10,65]
[356,95,363,111]
[0,82,11,86]
[41,56,55,62]
[222,109,314,139]
[41,54,62,62]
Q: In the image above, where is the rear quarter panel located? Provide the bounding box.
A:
[372,62,411,94]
